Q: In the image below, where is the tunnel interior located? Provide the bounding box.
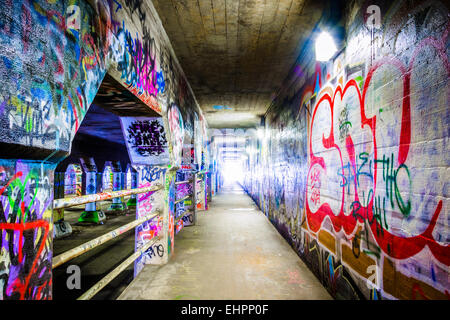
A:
[0,0,448,302]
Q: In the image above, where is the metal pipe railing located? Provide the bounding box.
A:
[77,236,162,300]
[56,170,204,299]
[175,179,193,185]
[53,184,163,209]
[174,195,191,205]
[53,170,169,299]
[52,210,161,268]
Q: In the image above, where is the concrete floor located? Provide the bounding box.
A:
[118,183,332,300]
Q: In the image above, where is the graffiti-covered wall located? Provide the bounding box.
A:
[0,0,207,160]
[0,160,55,299]
[0,0,108,157]
[244,0,449,300]
[0,0,208,299]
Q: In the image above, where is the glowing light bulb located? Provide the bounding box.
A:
[257,128,264,139]
[315,31,337,62]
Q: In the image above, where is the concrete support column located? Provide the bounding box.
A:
[0,159,56,300]
[206,171,212,204]
[109,161,126,211]
[187,170,196,226]
[53,172,72,239]
[165,168,176,258]
[78,158,105,224]
[210,162,216,197]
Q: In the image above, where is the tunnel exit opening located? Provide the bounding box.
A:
[222,158,245,188]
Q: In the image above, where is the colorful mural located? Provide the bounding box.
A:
[0,0,208,299]
[0,160,55,300]
[64,164,82,196]
[243,0,449,300]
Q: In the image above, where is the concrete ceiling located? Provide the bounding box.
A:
[77,73,161,145]
[152,0,326,128]
[94,74,161,117]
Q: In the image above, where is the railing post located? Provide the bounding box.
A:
[109,161,126,211]
[79,157,106,224]
[174,170,195,230]
[165,167,176,258]
[187,170,195,226]
[195,172,206,211]
[208,162,214,198]
[53,172,72,239]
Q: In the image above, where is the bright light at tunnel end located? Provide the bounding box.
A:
[315,31,337,62]
[222,159,244,185]
[257,128,264,139]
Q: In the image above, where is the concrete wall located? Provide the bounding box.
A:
[0,0,208,161]
[244,0,449,300]
[0,0,111,159]
[0,0,207,299]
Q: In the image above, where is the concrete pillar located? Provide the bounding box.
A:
[192,172,197,225]
[187,170,196,225]
[53,172,72,239]
[195,172,207,211]
[0,159,56,299]
[78,158,105,224]
[108,161,126,211]
[203,172,208,210]
[207,168,212,203]
[174,170,195,231]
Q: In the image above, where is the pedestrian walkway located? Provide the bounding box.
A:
[118,183,332,300]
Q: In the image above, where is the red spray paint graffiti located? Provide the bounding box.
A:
[305,28,449,266]
[1,164,53,300]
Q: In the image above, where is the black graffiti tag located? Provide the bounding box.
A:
[127,119,167,156]
[145,244,164,258]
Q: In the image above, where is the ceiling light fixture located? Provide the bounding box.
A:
[315,31,337,62]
